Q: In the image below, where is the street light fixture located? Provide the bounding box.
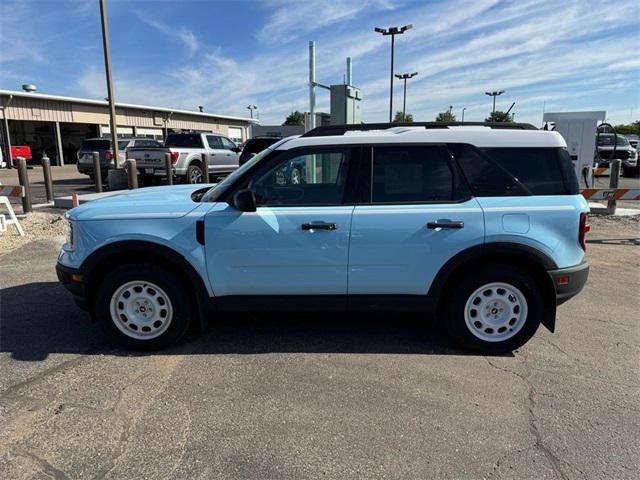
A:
[246,105,258,119]
[461,107,467,123]
[394,72,418,121]
[485,90,505,114]
[375,24,413,122]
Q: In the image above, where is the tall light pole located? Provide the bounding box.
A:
[485,90,505,114]
[394,72,418,121]
[247,105,257,119]
[375,24,413,123]
[461,107,466,123]
[99,0,120,168]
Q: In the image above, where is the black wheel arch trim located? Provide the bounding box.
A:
[428,242,558,332]
[80,240,210,330]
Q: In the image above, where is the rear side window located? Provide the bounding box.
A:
[371,146,467,203]
[481,147,576,195]
[450,144,529,197]
[165,134,203,148]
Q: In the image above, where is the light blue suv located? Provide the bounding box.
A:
[57,123,590,353]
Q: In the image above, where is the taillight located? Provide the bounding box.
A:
[106,150,114,161]
[170,151,180,165]
[579,212,590,251]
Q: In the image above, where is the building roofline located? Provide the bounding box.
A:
[0,89,258,124]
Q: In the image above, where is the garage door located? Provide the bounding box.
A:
[228,127,243,145]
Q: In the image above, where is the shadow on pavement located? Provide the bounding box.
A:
[1,282,486,362]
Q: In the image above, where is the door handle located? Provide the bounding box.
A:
[301,222,337,231]
[427,220,464,229]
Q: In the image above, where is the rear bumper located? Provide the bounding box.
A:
[548,262,589,306]
[56,262,88,310]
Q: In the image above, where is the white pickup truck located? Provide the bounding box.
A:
[127,132,242,184]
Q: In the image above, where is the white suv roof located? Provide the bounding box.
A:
[277,124,566,150]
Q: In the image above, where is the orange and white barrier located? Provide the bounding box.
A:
[0,183,26,236]
[592,167,610,176]
[581,188,640,201]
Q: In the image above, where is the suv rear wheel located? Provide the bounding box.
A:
[95,263,191,349]
[445,266,542,353]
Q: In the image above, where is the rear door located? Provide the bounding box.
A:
[204,146,359,298]
[205,135,222,173]
[219,136,240,170]
[348,144,484,295]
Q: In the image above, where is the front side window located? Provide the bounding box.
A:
[371,145,464,203]
[220,137,237,150]
[250,148,352,206]
[206,136,222,149]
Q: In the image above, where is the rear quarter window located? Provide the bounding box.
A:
[480,147,577,195]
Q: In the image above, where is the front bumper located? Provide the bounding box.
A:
[56,262,88,310]
[548,262,589,306]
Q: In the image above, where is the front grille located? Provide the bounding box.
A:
[598,149,630,160]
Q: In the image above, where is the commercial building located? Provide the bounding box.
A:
[0,89,255,166]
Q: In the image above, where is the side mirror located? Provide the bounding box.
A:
[233,188,256,212]
[232,146,241,153]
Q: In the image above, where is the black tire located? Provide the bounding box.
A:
[94,263,192,350]
[444,265,543,354]
[186,163,204,184]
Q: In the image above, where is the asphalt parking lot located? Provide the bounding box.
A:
[0,214,639,479]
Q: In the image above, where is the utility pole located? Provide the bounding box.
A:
[394,72,418,120]
[375,25,413,123]
[99,0,120,167]
[308,41,316,131]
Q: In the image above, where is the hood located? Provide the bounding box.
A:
[70,184,215,221]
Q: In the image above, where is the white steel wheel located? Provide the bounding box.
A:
[463,282,528,343]
[291,168,301,184]
[109,280,173,340]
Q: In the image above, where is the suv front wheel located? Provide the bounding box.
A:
[95,263,191,349]
[445,266,542,354]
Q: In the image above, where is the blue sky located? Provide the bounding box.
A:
[1,0,638,125]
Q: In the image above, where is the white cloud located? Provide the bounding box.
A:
[134,11,199,56]
[257,0,397,45]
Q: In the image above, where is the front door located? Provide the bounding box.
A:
[204,146,359,298]
[348,144,484,295]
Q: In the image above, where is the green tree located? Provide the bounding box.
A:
[613,123,640,136]
[282,111,305,126]
[485,110,513,122]
[435,111,456,122]
[393,111,414,123]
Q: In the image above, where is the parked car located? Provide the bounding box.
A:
[77,138,162,180]
[127,132,241,184]
[595,133,638,176]
[57,122,590,354]
[239,137,281,165]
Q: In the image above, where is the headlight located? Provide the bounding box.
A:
[65,219,75,251]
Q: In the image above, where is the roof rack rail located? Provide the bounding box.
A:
[301,121,538,137]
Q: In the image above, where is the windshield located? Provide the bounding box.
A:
[598,134,629,147]
[118,141,129,150]
[201,146,274,202]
